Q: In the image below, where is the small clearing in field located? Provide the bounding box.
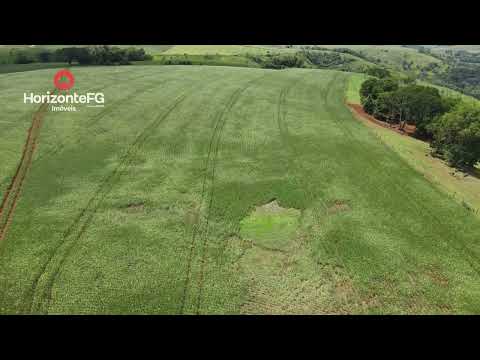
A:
[240,199,301,251]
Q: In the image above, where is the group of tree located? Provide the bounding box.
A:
[249,53,305,69]
[430,102,480,168]
[365,67,391,79]
[415,48,480,100]
[435,64,480,100]
[9,46,152,65]
[360,77,480,169]
[57,46,152,65]
[300,50,352,68]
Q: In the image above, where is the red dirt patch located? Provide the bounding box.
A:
[328,200,351,214]
[424,267,449,287]
[0,101,49,243]
[347,103,416,136]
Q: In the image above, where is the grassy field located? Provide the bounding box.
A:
[1,66,480,314]
[0,62,68,74]
[347,74,480,217]
[345,73,370,104]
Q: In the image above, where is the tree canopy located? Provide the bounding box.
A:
[429,102,480,168]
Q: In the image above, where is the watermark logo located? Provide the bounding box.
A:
[53,69,75,90]
[23,69,105,112]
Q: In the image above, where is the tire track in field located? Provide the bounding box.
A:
[323,74,480,278]
[30,73,223,314]
[275,72,324,209]
[260,73,369,313]
[0,101,50,245]
[34,76,179,163]
[27,93,189,314]
[179,74,268,314]
[194,74,276,314]
[243,72,338,313]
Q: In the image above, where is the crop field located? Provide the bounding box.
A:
[347,74,480,219]
[1,66,480,314]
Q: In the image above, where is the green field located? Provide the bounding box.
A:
[1,66,480,314]
[0,62,69,74]
[347,74,480,216]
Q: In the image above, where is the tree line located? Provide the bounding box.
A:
[8,46,152,65]
[360,77,480,169]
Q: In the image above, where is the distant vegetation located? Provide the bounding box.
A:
[1,46,152,66]
[404,45,480,100]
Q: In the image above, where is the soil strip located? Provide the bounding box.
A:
[0,102,48,244]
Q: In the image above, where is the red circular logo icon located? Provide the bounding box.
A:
[53,69,75,91]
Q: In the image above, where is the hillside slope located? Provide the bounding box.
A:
[0,66,479,314]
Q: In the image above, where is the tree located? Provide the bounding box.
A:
[369,84,453,134]
[429,102,480,168]
[59,47,81,65]
[14,50,35,64]
[360,78,399,115]
[365,67,391,79]
[394,85,445,133]
[37,50,52,63]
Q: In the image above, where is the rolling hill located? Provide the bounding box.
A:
[1,65,480,314]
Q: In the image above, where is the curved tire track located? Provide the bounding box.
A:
[179,74,268,314]
[34,76,179,164]
[27,93,189,314]
[0,101,50,245]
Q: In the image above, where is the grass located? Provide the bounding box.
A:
[1,66,480,314]
[0,62,69,74]
[345,73,370,104]
[239,201,301,250]
[347,73,480,216]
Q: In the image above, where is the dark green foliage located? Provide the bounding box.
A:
[13,50,35,64]
[332,48,372,62]
[365,67,391,79]
[161,57,193,65]
[360,78,399,114]
[301,50,352,68]
[426,48,480,100]
[429,102,480,168]
[5,46,152,66]
[57,46,131,65]
[124,47,153,61]
[360,74,479,169]
[436,65,480,99]
[261,54,305,69]
[377,85,449,134]
[361,78,458,137]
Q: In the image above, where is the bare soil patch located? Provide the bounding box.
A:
[328,200,351,214]
[123,201,145,213]
[347,103,416,136]
[0,102,49,243]
[255,199,286,214]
